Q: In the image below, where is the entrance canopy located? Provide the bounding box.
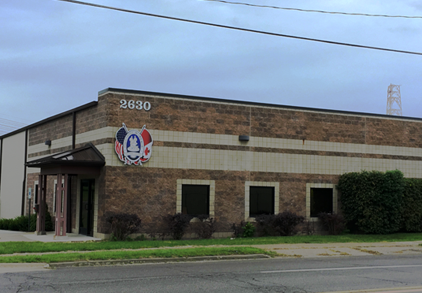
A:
[26,143,105,175]
[26,143,105,237]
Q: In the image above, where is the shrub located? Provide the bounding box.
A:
[255,214,276,236]
[303,220,316,235]
[318,213,345,235]
[106,212,142,241]
[45,206,54,231]
[0,219,11,230]
[191,215,216,239]
[338,170,405,234]
[163,213,192,240]
[242,222,256,237]
[7,217,20,231]
[15,215,30,232]
[401,178,422,232]
[231,221,245,238]
[272,212,304,236]
[29,214,37,232]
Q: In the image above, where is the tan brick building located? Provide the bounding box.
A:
[1,88,421,238]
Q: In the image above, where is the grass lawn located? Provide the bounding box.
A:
[1,233,422,255]
[0,247,275,263]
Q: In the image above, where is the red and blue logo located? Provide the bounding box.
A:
[115,123,153,165]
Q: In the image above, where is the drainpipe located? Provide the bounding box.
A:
[21,129,28,216]
[72,111,76,149]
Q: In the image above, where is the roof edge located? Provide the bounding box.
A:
[99,87,422,122]
[0,101,98,139]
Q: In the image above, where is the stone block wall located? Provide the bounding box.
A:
[96,165,339,235]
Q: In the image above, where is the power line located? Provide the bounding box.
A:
[0,117,27,128]
[57,0,422,56]
[204,0,422,19]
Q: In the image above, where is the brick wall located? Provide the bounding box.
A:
[102,92,422,148]
[96,166,338,234]
[28,115,73,147]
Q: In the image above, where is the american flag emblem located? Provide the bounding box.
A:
[115,123,153,165]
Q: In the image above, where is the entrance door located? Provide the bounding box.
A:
[79,179,95,236]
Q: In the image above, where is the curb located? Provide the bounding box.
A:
[47,254,271,269]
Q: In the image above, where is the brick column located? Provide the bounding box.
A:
[55,174,68,237]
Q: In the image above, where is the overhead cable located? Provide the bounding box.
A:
[57,0,422,56]
[204,0,422,19]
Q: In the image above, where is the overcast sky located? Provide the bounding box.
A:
[1,0,421,135]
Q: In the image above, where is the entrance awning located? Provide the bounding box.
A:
[26,143,105,175]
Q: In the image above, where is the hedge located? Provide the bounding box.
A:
[338,170,422,234]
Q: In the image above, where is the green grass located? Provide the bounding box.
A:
[1,233,422,255]
[0,247,274,263]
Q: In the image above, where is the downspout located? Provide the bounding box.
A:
[68,111,76,232]
[72,111,76,149]
[21,130,28,216]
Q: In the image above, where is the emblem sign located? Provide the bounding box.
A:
[115,123,153,165]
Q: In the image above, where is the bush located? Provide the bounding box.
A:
[15,215,30,231]
[338,170,405,234]
[29,214,37,231]
[163,213,192,240]
[401,178,422,232]
[255,214,276,236]
[242,222,256,237]
[0,215,37,232]
[318,213,345,235]
[272,212,304,236]
[45,207,54,231]
[303,220,316,235]
[231,221,245,238]
[191,215,216,239]
[0,219,11,230]
[106,213,142,241]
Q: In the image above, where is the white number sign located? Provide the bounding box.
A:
[120,99,151,111]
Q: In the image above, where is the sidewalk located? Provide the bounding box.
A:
[1,229,422,272]
[251,241,422,258]
[0,230,101,242]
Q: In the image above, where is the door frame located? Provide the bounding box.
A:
[76,177,98,236]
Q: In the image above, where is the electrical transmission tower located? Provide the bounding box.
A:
[386,84,402,116]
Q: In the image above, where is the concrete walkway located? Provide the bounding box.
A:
[251,241,422,258]
[0,230,101,242]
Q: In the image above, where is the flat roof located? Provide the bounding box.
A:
[0,101,97,139]
[2,87,421,139]
[100,87,422,122]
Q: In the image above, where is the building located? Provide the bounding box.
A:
[1,88,421,238]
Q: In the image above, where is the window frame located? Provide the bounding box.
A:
[306,183,338,220]
[176,179,215,218]
[245,181,279,221]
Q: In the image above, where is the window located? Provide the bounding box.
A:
[182,185,209,216]
[245,181,279,220]
[310,188,333,217]
[176,179,215,218]
[306,183,337,219]
[249,187,274,217]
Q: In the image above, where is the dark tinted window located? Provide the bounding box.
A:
[250,186,274,217]
[310,188,333,217]
[182,185,209,216]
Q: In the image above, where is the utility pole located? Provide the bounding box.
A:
[386,84,402,116]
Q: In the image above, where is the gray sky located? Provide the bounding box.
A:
[1,0,421,135]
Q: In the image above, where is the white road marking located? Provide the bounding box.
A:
[261,264,422,274]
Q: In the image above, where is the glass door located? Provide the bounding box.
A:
[79,179,95,236]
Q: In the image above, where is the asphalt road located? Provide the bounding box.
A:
[1,255,422,293]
